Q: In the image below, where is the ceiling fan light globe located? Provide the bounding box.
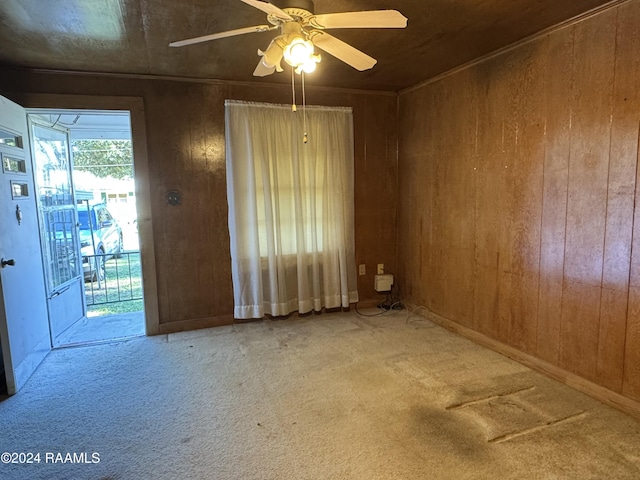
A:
[300,54,321,73]
[258,39,284,69]
[283,37,314,67]
[302,61,317,73]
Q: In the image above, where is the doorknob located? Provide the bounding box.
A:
[1,258,15,268]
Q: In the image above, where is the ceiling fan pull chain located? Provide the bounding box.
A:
[291,67,297,112]
[302,71,308,144]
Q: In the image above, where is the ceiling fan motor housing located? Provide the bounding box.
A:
[273,0,314,15]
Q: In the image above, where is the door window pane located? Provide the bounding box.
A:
[31,124,80,291]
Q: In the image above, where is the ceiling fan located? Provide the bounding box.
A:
[169,0,408,77]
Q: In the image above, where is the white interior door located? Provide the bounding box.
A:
[28,118,86,347]
[0,96,51,394]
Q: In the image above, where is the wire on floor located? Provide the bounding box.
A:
[355,302,401,317]
[355,280,405,317]
[405,304,434,327]
[377,285,404,311]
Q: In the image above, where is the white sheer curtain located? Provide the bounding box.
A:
[225,100,359,319]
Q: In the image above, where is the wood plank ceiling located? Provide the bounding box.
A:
[0,0,617,91]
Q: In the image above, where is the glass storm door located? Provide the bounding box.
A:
[29,118,86,347]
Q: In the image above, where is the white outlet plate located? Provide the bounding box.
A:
[359,264,366,275]
[377,264,384,274]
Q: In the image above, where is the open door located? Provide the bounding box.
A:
[28,117,86,347]
[0,96,51,394]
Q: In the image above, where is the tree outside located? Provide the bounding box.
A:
[72,139,134,180]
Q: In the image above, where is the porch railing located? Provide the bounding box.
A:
[84,251,143,306]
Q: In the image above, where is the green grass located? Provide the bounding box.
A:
[85,252,144,317]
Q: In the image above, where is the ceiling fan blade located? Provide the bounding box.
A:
[308,10,408,29]
[311,32,376,71]
[240,0,292,21]
[253,60,276,77]
[169,25,271,47]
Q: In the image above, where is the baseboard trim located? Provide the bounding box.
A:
[413,306,640,421]
[158,314,235,335]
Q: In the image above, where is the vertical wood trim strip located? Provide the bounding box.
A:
[558,26,575,370]
[596,7,620,383]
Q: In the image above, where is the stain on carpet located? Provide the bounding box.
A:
[409,405,489,459]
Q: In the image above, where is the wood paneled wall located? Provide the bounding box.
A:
[398,0,640,402]
[0,72,397,331]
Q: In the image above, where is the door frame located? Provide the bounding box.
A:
[15,94,159,335]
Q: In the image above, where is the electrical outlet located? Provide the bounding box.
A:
[358,264,366,276]
[377,263,384,275]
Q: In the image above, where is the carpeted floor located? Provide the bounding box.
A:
[0,309,639,479]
